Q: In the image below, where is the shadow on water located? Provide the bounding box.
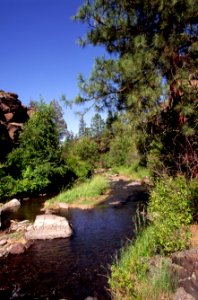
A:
[0,178,149,300]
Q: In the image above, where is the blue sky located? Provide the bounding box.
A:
[0,0,107,134]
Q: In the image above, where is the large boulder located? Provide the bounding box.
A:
[0,199,21,229]
[1,198,21,213]
[25,214,72,240]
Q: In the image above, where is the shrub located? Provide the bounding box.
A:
[0,175,16,199]
[189,179,198,214]
[148,175,193,253]
[66,154,92,180]
[74,136,99,166]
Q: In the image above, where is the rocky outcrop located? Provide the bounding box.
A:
[0,90,33,161]
[25,214,73,240]
[171,248,198,299]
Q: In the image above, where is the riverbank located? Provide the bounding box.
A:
[109,175,198,300]
[0,172,198,299]
[44,173,149,212]
[0,173,148,259]
[0,173,146,299]
[0,220,33,257]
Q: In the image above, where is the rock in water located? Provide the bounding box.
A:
[2,199,21,213]
[8,242,26,255]
[0,199,20,230]
[25,214,72,240]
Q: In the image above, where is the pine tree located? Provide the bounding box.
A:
[74,0,198,177]
[90,113,105,138]
[78,115,87,137]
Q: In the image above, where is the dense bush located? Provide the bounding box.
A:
[0,175,16,199]
[148,175,193,253]
[62,136,99,180]
[0,101,71,199]
[65,154,92,180]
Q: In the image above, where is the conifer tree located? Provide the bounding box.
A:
[78,115,87,137]
[90,113,105,138]
[74,0,198,177]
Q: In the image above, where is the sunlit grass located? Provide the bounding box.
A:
[109,226,176,300]
[47,175,109,205]
[111,164,151,182]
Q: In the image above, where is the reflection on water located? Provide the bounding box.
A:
[0,191,147,300]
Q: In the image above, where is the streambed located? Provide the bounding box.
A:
[0,181,148,300]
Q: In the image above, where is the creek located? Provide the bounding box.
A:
[0,182,148,300]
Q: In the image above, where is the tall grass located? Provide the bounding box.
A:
[109,225,176,300]
[47,175,109,205]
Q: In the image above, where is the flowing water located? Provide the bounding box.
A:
[0,184,148,300]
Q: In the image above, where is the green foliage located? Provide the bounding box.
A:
[75,136,99,166]
[109,175,193,299]
[75,0,197,110]
[14,163,70,194]
[1,101,70,198]
[90,113,105,138]
[189,179,198,213]
[109,226,171,300]
[111,163,151,181]
[47,175,109,205]
[74,0,198,179]
[65,154,92,180]
[110,226,177,299]
[62,136,99,179]
[0,175,16,199]
[7,101,61,173]
[107,135,133,167]
[78,115,88,137]
[101,113,138,167]
[148,176,193,253]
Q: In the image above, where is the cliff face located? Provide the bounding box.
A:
[0,91,30,162]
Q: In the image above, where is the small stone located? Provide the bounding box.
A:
[0,239,7,246]
[191,272,196,280]
[174,287,195,300]
[8,242,26,255]
[22,197,30,201]
[58,203,69,210]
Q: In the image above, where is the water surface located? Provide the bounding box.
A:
[0,186,147,299]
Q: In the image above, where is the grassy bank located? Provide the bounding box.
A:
[110,163,151,182]
[46,175,109,206]
[109,175,195,299]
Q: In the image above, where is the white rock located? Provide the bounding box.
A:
[0,239,7,246]
[2,199,21,213]
[25,214,72,240]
